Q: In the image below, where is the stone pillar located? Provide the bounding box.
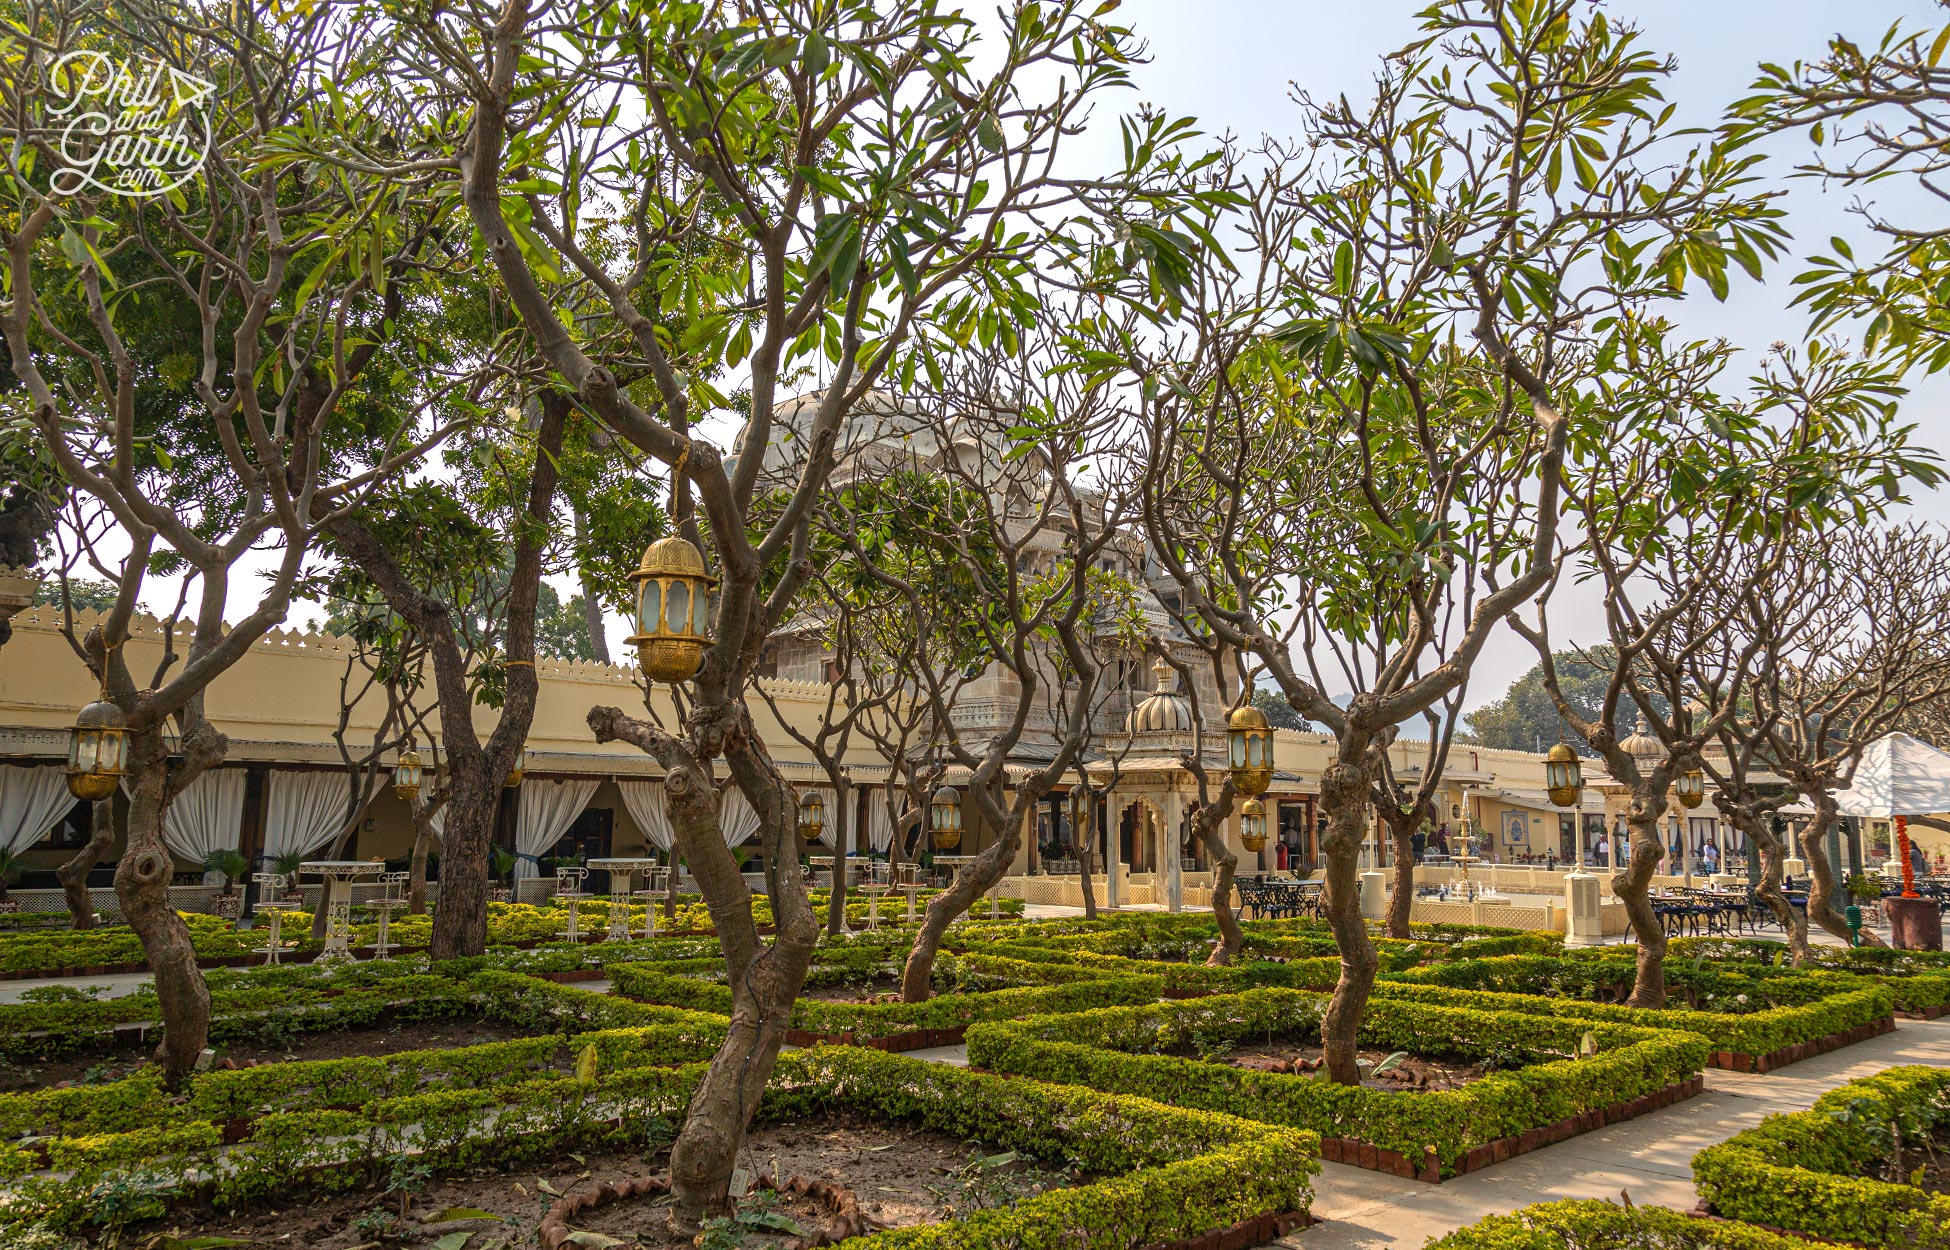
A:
[1162,790,1184,913]
[1104,792,1122,910]
[1564,870,1603,947]
[1359,869,1387,920]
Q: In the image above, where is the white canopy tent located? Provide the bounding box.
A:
[1832,733,1950,819]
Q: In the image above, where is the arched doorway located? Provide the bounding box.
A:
[1118,797,1163,873]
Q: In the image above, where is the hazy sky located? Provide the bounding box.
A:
[242,2,1950,716]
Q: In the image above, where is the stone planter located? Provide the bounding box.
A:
[1887,895,1944,950]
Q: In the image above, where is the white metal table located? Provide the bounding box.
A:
[586,857,667,942]
[298,861,384,964]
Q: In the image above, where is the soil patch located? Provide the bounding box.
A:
[4,1016,536,1092]
[801,979,904,1003]
[123,1113,1083,1248]
[1216,1041,1489,1091]
[1895,1139,1950,1195]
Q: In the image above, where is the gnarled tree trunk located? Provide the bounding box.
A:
[1800,797,1885,948]
[901,796,1026,1002]
[824,778,849,936]
[1381,809,1419,940]
[407,798,443,915]
[1722,802,1804,962]
[118,728,216,1088]
[591,705,818,1227]
[1317,759,1380,1085]
[1187,782,1241,966]
[1614,799,1669,1008]
[57,796,116,929]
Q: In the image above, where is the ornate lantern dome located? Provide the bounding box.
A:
[1227,702,1275,797]
[626,535,719,684]
[1127,657,1194,734]
[66,696,129,801]
[1545,741,1583,808]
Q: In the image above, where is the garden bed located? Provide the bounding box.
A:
[966,986,1709,1181]
[121,1112,1091,1250]
[1693,1064,1950,1248]
[3,1045,1318,1250]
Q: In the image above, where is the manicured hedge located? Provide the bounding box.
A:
[1693,1064,1950,1248]
[964,986,1708,1177]
[1377,961,1895,1061]
[610,958,1165,1040]
[5,1040,1318,1248]
[1426,1200,1816,1249]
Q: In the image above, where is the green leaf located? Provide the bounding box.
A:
[430,1235,473,1250]
[803,31,830,75]
[562,1233,629,1249]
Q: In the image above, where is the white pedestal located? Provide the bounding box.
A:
[1358,871,1387,920]
[1784,857,1806,879]
[1564,871,1604,947]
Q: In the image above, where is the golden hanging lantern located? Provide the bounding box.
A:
[1675,766,1706,810]
[1239,797,1268,853]
[66,696,129,801]
[1227,704,1274,797]
[797,789,825,848]
[393,747,424,801]
[930,785,962,851]
[626,535,719,684]
[1545,742,1584,809]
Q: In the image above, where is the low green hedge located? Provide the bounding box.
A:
[1426,1199,1816,1249]
[6,1039,1317,1248]
[610,959,1164,1040]
[1376,963,1895,1060]
[965,986,1708,1177]
[1693,1064,1950,1248]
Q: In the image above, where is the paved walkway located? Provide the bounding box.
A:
[1284,1018,1950,1248]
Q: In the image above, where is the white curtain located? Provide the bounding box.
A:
[425,805,446,846]
[0,765,77,855]
[618,780,674,851]
[159,769,247,863]
[264,770,357,862]
[866,788,897,853]
[515,778,599,879]
[718,784,761,848]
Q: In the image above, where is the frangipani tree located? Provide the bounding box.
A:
[1095,0,1783,1083]
[310,0,1209,1223]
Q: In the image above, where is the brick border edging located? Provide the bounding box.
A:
[1708,1016,1897,1073]
[1319,1074,1707,1183]
[783,1024,968,1052]
[1897,1003,1948,1021]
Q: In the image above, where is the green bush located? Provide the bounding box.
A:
[1692,1064,1950,1248]
[965,986,1708,1176]
[1376,961,1894,1060]
[1426,1199,1818,1249]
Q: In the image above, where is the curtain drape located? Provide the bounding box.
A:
[425,805,445,845]
[515,778,599,879]
[618,780,674,851]
[866,788,897,853]
[718,785,760,848]
[0,765,78,856]
[263,770,356,862]
[158,769,247,864]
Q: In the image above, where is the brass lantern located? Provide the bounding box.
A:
[1675,765,1706,810]
[1068,786,1091,845]
[1545,742,1584,809]
[797,789,825,848]
[626,535,719,684]
[393,747,424,802]
[1239,797,1268,853]
[66,696,129,801]
[504,748,526,788]
[1227,704,1274,797]
[930,785,962,851]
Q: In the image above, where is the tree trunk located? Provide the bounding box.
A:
[901,795,1026,1002]
[407,803,439,916]
[1725,805,1804,962]
[1317,761,1379,1085]
[1800,800,1885,948]
[1383,814,1416,940]
[1613,800,1669,1008]
[824,783,849,936]
[430,770,496,959]
[117,734,211,1089]
[1076,803,1098,919]
[573,507,611,664]
[1188,784,1241,966]
[57,796,116,929]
